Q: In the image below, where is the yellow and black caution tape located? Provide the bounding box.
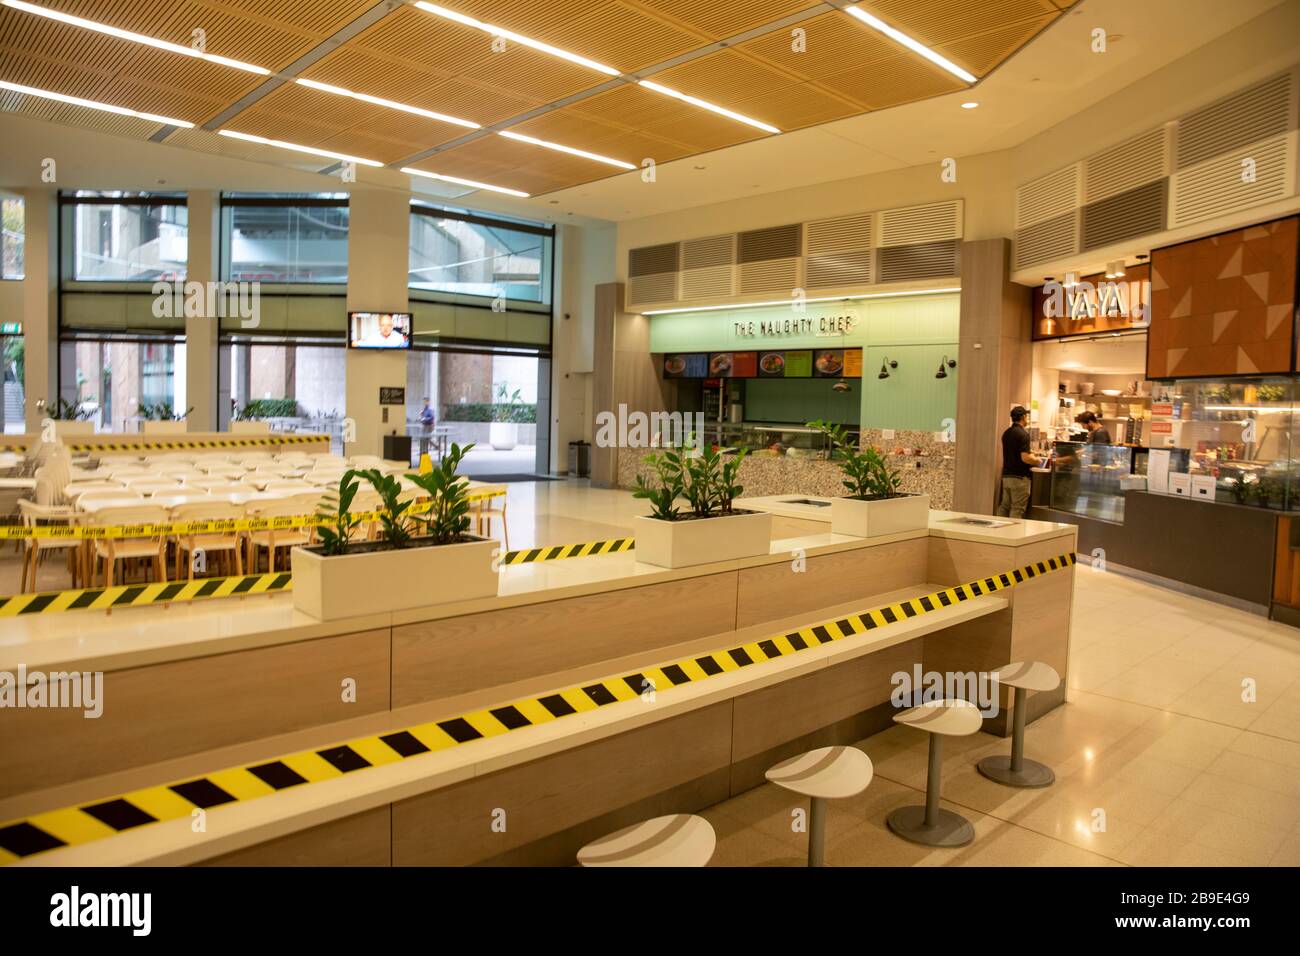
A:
[501,537,634,565]
[68,435,329,454]
[0,572,291,618]
[0,490,506,540]
[0,552,1076,864]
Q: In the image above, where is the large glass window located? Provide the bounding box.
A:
[222,194,349,283]
[225,337,348,451]
[2,196,23,279]
[58,335,186,431]
[63,192,187,281]
[409,204,552,304]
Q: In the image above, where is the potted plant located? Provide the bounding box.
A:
[139,401,194,434]
[290,444,498,620]
[631,444,771,568]
[809,420,930,537]
[47,397,95,436]
[489,382,523,451]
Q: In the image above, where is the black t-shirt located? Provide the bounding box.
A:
[1088,426,1112,444]
[1001,424,1032,478]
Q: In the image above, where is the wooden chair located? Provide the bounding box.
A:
[474,487,509,548]
[171,501,246,580]
[246,495,320,573]
[16,496,80,592]
[87,504,169,587]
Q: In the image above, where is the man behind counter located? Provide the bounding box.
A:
[997,405,1043,519]
[1075,410,1112,444]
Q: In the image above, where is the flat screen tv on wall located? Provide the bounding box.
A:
[348,311,412,349]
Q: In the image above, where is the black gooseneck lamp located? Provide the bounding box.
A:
[878,357,897,380]
[935,355,957,379]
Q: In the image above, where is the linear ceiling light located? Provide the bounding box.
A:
[2,0,269,75]
[498,130,635,169]
[637,80,780,134]
[640,287,961,315]
[413,2,620,76]
[401,167,530,198]
[294,78,480,129]
[845,5,976,84]
[217,130,383,167]
[0,79,194,126]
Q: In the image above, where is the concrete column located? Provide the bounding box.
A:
[345,187,409,458]
[952,238,1033,514]
[185,189,220,431]
[18,188,57,432]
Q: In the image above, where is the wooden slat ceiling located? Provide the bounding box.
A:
[0,0,1073,196]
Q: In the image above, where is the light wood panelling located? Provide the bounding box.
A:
[391,703,732,865]
[391,572,738,707]
[0,628,390,798]
[735,538,928,628]
[199,806,391,867]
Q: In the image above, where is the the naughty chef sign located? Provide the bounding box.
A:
[733,310,859,340]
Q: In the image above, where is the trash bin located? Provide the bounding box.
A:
[568,440,590,477]
[383,433,412,464]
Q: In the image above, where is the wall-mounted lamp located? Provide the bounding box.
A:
[878,357,898,380]
[935,355,957,379]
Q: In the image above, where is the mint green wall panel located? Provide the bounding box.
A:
[862,344,959,432]
[745,378,861,425]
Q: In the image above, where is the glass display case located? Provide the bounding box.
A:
[702,422,854,459]
[1149,377,1297,509]
[1049,442,1134,522]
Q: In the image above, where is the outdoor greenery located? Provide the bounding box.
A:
[633,444,749,521]
[138,401,193,421]
[490,382,527,424]
[48,397,92,421]
[809,419,903,499]
[440,402,537,424]
[236,398,301,420]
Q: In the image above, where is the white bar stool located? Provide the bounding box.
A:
[577,814,715,867]
[766,745,873,866]
[887,698,983,847]
[977,661,1061,789]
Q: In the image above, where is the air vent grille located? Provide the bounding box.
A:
[1016,165,1079,230]
[681,234,735,269]
[806,250,874,288]
[628,272,678,305]
[681,265,734,299]
[1175,72,1294,170]
[628,243,679,277]
[738,224,802,263]
[1084,126,1169,204]
[1169,132,1294,228]
[876,240,959,282]
[1014,212,1078,270]
[805,213,872,254]
[1081,179,1167,251]
[878,201,962,246]
[739,258,799,294]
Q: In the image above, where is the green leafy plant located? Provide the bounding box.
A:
[1251,477,1277,509]
[315,470,362,556]
[237,398,301,420]
[48,397,91,421]
[1230,475,1249,505]
[490,382,526,424]
[633,443,748,520]
[138,401,193,421]
[353,468,414,548]
[440,402,537,424]
[809,420,902,499]
[406,443,476,544]
[633,450,684,521]
[717,447,747,512]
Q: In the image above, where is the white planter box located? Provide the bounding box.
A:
[291,535,498,620]
[632,510,772,569]
[489,421,518,450]
[831,493,931,538]
[230,421,271,434]
[142,420,187,435]
[52,421,94,437]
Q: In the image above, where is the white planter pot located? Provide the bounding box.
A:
[142,420,187,435]
[831,493,931,538]
[632,510,772,569]
[52,421,94,437]
[291,535,498,620]
[489,421,518,451]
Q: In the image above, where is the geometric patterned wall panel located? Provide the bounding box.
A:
[1148,215,1298,377]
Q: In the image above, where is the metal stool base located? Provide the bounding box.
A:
[977,754,1055,789]
[886,805,974,847]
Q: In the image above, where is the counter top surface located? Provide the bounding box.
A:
[0,509,1074,673]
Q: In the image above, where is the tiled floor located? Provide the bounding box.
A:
[703,564,1300,866]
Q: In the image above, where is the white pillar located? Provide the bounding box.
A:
[20,187,57,433]
[185,189,220,431]
[345,187,409,458]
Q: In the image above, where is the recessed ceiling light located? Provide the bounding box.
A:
[295,79,479,129]
[2,0,269,74]
[638,80,779,133]
[844,5,976,84]
[0,80,194,127]
[961,101,979,109]
[497,130,634,169]
[217,130,383,166]
[413,2,619,76]
[400,166,530,198]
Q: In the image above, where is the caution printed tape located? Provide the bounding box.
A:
[501,537,634,565]
[0,552,1076,864]
[0,572,291,618]
[0,490,506,540]
[68,435,330,454]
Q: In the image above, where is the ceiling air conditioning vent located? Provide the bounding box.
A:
[627,242,680,307]
[1014,211,1078,270]
[1175,72,1294,170]
[806,213,873,253]
[680,235,735,300]
[628,242,679,277]
[1083,126,1170,204]
[739,258,800,294]
[1081,179,1167,251]
[1169,132,1295,228]
[738,224,802,263]
[878,200,962,246]
[1015,165,1079,230]
[806,250,874,288]
[877,239,959,282]
[627,272,678,306]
